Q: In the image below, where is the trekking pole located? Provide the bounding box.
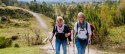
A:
[88,39,91,54]
[49,40,55,52]
[67,38,70,54]
[88,44,89,54]
[72,30,75,54]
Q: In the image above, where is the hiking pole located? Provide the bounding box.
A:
[73,30,76,54]
[88,40,91,54]
[49,40,55,52]
[72,30,75,54]
[67,38,70,54]
[73,37,75,54]
[88,44,89,54]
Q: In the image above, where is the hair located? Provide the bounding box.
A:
[56,16,64,23]
[77,12,85,18]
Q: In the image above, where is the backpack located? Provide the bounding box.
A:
[76,21,88,40]
[76,21,95,40]
[90,24,95,40]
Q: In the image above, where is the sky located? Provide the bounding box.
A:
[18,0,119,3]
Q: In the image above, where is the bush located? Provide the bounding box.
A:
[11,35,18,40]
[20,29,44,46]
[0,7,33,19]
[0,37,12,48]
[14,43,19,48]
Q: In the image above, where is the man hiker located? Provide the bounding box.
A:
[74,12,92,54]
[50,16,71,54]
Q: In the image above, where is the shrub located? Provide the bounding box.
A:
[20,29,44,46]
[0,7,33,19]
[0,37,12,48]
[14,43,19,48]
[11,35,18,40]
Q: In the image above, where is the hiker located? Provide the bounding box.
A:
[74,12,92,54]
[50,16,71,54]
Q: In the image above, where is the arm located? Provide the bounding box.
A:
[50,33,54,41]
[65,33,71,37]
[65,25,71,38]
[87,23,92,44]
[50,25,56,42]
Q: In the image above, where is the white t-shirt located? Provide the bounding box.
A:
[74,22,92,39]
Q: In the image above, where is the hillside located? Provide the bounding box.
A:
[0,6,53,54]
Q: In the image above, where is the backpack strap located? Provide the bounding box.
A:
[76,22,79,35]
[54,25,57,33]
[76,21,88,36]
[76,21,88,32]
[83,21,89,37]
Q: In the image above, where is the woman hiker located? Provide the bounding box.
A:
[74,12,92,54]
[50,16,71,54]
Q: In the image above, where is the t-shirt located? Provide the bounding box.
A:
[52,24,71,41]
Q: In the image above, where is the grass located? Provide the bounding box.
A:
[0,18,38,37]
[0,18,48,45]
[108,25,125,44]
[0,27,29,37]
[0,7,54,53]
[0,46,47,54]
[101,25,125,52]
[0,16,49,36]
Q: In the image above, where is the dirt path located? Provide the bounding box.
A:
[24,9,48,30]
